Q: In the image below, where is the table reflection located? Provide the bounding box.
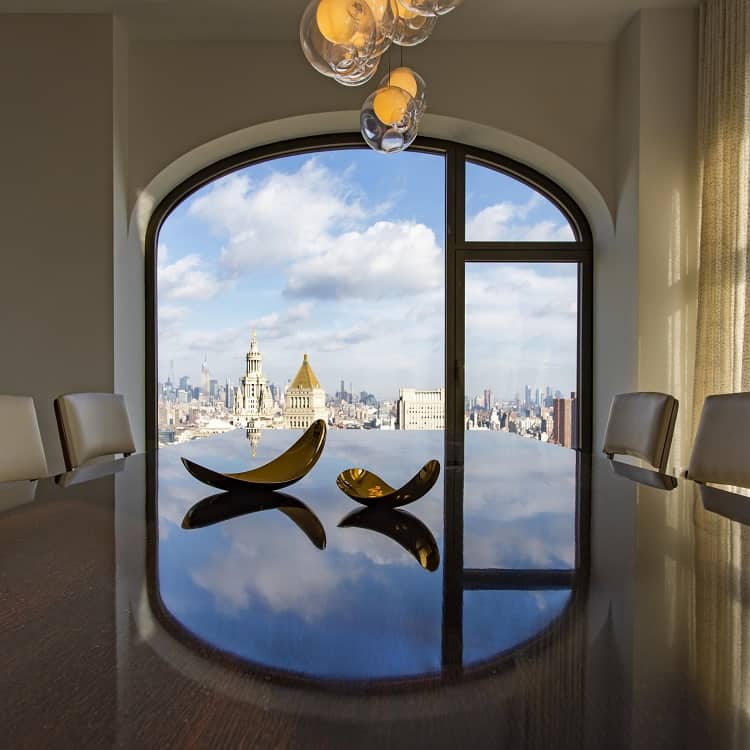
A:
[153,429,580,685]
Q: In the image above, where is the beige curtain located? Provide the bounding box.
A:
[694,0,750,416]
[692,2,750,742]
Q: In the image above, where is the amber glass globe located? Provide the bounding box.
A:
[317,0,376,46]
[380,66,427,119]
[300,0,377,78]
[364,0,399,56]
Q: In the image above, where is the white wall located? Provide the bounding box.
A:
[637,9,698,472]
[128,39,616,214]
[0,14,116,474]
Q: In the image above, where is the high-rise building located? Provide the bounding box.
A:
[201,356,210,395]
[234,330,274,421]
[179,375,190,391]
[284,354,327,429]
[225,377,233,409]
[551,392,577,448]
[397,388,445,430]
[524,384,532,408]
[483,388,493,410]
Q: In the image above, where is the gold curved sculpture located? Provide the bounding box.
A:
[182,489,326,550]
[335,459,440,508]
[338,506,440,571]
[181,420,327,492]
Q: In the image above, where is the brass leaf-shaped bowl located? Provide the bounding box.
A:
[335,459,440,508]
[181,420,327,492]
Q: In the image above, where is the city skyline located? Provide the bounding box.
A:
[160,350,572,409]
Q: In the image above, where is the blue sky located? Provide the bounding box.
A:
[157,149,577,401]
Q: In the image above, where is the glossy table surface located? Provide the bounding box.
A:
[2,429,750,749]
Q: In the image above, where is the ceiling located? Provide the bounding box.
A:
[0,0,700,42]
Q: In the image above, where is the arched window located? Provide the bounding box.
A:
[147,136,591,683]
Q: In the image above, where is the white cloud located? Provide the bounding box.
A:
[464,264,578,396]
[285,220,442,301]
[189,160,366,274]
[466,196,575,242]
[158,304,190,346]
[158,244,223,302]
[252,303,313,339]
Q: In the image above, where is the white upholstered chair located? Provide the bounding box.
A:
[54,392,136,471]
[602,392,679,473]
[0,395,49,482]
[687,392,750,488]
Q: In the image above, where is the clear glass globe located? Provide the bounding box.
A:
[364,0,399,56]
[397,0,463,16]
[300,0,377,79]
[334,53,382,86]
[391,2,437,46]
[379,66,427,119]
[360,87,419,153]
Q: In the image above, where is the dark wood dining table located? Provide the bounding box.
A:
[2,428,749,749]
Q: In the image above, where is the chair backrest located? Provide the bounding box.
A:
[602,392,679,472]
[0,395,49,482]
[54,393,136,471]
[688,392,750,488]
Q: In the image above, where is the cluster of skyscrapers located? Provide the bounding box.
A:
[158,333,577,449]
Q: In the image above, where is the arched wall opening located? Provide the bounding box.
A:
[117,112,621,456]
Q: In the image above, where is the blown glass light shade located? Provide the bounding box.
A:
[364,0,399,56]
[334,53,382,86]
[300,0,378,78]
[380,66,427,119]
[361,86,419,153]
[391,2,438,46]
[373,85,412,125]
[397,0,464,16]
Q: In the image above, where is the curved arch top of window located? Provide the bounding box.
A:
[464,159,578,244]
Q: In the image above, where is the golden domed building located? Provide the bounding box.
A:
[284,354,328,429]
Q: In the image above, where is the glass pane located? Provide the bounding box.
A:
[465,160,575,242]
[463,262,579,570]
[156,149,445,446]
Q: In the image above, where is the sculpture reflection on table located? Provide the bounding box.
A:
[338,506,440,572]
[181,419,326,492]
[182,488,327,550]
[336,459,440,508]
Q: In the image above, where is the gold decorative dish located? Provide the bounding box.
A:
[181,419,327,492]
[335,459,440,508]
[338,506,439,572]
[182,489,326,550]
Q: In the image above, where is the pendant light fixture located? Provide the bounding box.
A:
[299,0,464,153]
